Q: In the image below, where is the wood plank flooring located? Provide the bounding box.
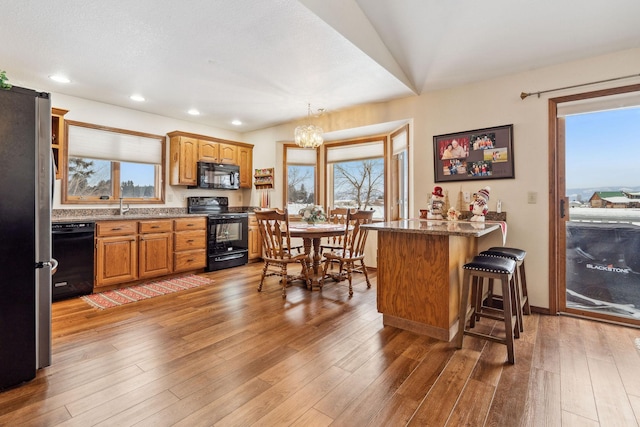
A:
[1,263,640,426]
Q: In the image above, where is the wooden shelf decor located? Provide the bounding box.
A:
[254,167,274,189]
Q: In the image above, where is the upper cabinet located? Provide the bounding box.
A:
[198,139,237,164]
[198,139,219,162]
[168,131,253,187]
[51,108,68,180]
[238,146,253,188]
[169,134,199,186]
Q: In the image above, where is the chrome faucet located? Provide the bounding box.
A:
[119,197,130,215]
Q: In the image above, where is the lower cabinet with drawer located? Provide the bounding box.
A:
[95,220,138,288]
[138,219,173,279]
[173,217,207,272]
[94,216,207,290]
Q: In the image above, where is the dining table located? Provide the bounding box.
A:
[288,222,348,290]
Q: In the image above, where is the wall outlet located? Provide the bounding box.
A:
[527,191,537,204]
[167,194,173,202]
[463,191,470,203]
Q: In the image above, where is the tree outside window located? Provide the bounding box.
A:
[287,164,315,213]
[332,158,384,218]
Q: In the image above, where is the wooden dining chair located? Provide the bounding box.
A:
[255,209,310,298]
[320,207,351,271]
[320,207,350,251]
[320,209,374,297]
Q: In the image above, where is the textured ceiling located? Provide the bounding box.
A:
[1,0,639,133]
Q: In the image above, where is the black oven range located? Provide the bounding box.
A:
[187,196,248,271]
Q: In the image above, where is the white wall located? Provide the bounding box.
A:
[243,47,640,310]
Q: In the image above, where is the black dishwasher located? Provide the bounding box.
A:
[52,222,95,301]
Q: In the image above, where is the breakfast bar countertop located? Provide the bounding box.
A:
[363,219,501,238]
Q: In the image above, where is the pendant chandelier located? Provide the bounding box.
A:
[294,103,324,149]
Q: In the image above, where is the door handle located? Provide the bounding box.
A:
[560,198,565,218]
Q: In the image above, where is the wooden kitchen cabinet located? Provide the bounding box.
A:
[198,139,219,162]
[248,214,261,261]
[198,140,236,164]
[173,217,207,272]
[169,134,198,185]
[51,108,68,180]
[167,131,253,187]
[95,221,138,288]
[218,142,237,164]
[94,217,207,289]
[138,220,173,279]
[238,146,253,188]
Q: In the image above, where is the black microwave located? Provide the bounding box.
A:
[196,162,240,190]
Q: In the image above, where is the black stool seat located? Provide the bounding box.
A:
[482,247,526,261]
[479,246,531,333]
[463,256,516,274]
[457,255,519,364]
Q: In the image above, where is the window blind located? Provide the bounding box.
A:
[286,147,316,165]
[68,124,163,164]
[326,141,384,163]
[392,129,407,155]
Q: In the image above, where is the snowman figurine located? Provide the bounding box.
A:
[427,186,445,219]
[469,186,490,222]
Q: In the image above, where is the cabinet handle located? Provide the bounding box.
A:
[112,227,121,231]
[151,225,160,229]
[186,239,194,243]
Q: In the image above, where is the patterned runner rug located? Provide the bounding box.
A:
[81,274,212,309]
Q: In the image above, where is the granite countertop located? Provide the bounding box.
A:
[52,206,261,223]
[362,218,502,238]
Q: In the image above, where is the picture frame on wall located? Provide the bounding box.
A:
[433,124,514,183]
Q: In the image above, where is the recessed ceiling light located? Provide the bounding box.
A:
[188,109,200,116]
[49,74,70,83]
[231,120,242,126]
[130,94,145,102]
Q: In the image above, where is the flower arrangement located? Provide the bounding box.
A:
[298,205,327,224]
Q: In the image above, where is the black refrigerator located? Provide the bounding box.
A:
[0,86,54,390]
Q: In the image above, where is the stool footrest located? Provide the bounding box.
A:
[463,330,509,346]
[476,310,508,322]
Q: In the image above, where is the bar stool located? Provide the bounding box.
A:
[479,247,530,333]
[457,255,518,364]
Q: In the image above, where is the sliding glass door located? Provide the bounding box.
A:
[553,86,640,325]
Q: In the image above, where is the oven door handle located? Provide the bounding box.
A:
[214,253,246,262]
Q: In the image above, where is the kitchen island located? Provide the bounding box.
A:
[363,219,502,341]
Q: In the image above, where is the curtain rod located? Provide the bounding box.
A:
[520,72,640,100]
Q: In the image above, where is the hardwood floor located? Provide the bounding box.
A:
[1,263,640,426]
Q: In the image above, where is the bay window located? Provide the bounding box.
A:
[325,138,386,220]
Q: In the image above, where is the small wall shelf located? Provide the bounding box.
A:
[254,168,274,189]
[51,108,69,180]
